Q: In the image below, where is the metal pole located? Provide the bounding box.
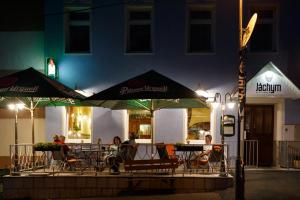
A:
[14,108,19,172]
[31,100,36,171]
[236,0,245,199]
[31,100,35,144]
[150,100,154,158]
[220,104,227,176]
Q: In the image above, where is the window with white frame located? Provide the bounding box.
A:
[126,6,153,53]
[187,6,215,53]
[249,7,277,52]
[128,110,152,142]
[187,108,211,141]
[64,6,91,53]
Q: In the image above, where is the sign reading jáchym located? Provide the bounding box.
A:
[256,71,281,94]
[120,85,168,95]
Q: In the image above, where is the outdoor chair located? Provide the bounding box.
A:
[208,145,223,172]
[187,144,224,173]
[51,148,66,171]
[107,143,139,173]
[51,146,81,172]
[156,143,179,160]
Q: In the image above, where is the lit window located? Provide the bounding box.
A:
[249,8,277,52]
[67,107,92,141]
[128,110,152,140]
[64,7,91,53]
[187,6,215,53]
[126,6,153,53]
[187,108,211,140]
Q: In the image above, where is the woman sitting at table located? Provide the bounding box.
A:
[107,136,122,173]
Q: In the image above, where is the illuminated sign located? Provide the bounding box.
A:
[45,57,58,79]
[246,62,300,99]
[256,71,282,94]
[256,83,281,93]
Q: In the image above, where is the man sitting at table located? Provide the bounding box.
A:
[195,134,212,165]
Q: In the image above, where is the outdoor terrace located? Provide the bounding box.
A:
[3,143,234,199]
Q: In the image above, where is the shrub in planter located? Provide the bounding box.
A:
[34,142,61,151]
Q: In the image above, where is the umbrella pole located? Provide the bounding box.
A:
[30,100,36,171]
[150,100,154,159]
[14,107,19,172]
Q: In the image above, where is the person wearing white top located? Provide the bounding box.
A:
[200,135,212,161]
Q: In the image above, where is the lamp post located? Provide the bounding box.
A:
[211,92,235,177]
[8,102,25,172]
[237,0,257,199]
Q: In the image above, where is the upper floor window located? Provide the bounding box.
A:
[126,6,153,53]
[187,6,215,53]
[249,7,277,52]
[64,7,91,53]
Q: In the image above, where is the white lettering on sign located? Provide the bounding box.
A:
[120,86,168,95]
[8,86,39,93]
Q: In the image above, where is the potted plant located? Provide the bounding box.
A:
[34,142,61,151]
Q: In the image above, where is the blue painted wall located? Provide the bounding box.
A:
[0,32,44,71]
[44,0,299,92]
[43,0,300,158]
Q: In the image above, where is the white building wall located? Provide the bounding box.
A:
[45,107,64,142]
[154,109,186,144]
[92,108,125,144]
[0,118,45,156]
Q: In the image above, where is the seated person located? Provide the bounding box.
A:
[191,135,212,167]
[200,134,213,161]
[107,136,137,174]
[107,136,122,173]
[53,134,60,144]
[59,135,70,157]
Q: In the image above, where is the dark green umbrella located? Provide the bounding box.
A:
[85,70,207,155]
[0,67,84,145]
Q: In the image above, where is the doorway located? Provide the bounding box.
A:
[244,105,274,166]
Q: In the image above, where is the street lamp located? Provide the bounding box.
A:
[225,93,235,109]
[8,102,25,172]
[237,0,257,199]
[211,92,235,176]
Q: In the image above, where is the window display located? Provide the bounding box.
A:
[67,107,92,140]
[128,110,151,139]
[187,108,210,140]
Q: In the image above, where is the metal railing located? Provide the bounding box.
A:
[279,141,300,169]
[9,144,51,173]
[244,140,258,168]
[9,143,230,175]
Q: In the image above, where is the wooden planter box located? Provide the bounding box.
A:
[294,160,300,168]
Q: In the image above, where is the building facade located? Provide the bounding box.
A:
[1,0,300,167]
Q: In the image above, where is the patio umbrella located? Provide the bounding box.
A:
[0,67,84,146]
[85,70,207,155]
